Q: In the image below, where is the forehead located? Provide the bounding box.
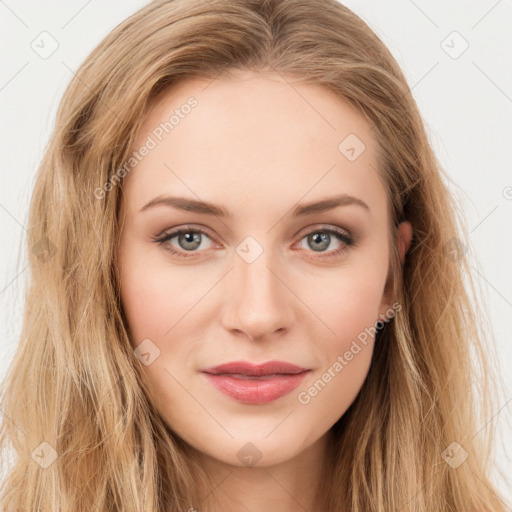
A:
[123,70,387,221]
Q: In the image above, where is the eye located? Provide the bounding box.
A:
[295,226,355,259]
[153,226,217,259]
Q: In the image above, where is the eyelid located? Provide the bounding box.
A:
[294,223,351,239]
[154,223,216,240]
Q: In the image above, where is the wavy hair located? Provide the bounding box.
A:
[0,0,509,510]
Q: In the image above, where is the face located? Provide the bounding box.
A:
[117,70,409,468]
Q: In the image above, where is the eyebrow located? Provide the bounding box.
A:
[139,193,370,217]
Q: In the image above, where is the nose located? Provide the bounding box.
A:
[220,247,295,341]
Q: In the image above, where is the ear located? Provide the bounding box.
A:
[378,221,413,320]
[397,221,413,264]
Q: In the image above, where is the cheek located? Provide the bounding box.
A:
[309,263,387,342]
[301,262,387,387]
[119,242,199,343]
[120,269,172,343]
[118,257,203,421]
[296,279,384,426]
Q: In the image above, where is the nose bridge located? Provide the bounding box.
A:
[222,237,294,340]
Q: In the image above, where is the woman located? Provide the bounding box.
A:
[0,0,508,510]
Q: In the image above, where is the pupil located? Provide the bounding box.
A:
[310,232,329,251]
[180,232,201,250]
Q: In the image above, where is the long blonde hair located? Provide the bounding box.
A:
[0,0,508,510]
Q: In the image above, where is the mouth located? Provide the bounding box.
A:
[200,360,311,404]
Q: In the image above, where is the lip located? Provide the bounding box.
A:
[201,360,309,377]
[200,360,311,404]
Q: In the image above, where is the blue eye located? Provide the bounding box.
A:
[153,225,355,260]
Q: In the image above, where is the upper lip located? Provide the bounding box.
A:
[201,360,310,377]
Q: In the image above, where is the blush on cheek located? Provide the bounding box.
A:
[121,263,182,341]
[321,283,384,335]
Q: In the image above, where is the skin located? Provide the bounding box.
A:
[117,69,413,512]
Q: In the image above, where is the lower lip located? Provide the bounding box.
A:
[202,372,309,404]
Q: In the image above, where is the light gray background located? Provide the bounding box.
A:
[1,0,511,503]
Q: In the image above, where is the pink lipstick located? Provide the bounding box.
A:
[200,360,310,405]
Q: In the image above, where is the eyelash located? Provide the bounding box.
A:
[152,224,355,260]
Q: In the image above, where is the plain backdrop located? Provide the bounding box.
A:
[1,0,511,503]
